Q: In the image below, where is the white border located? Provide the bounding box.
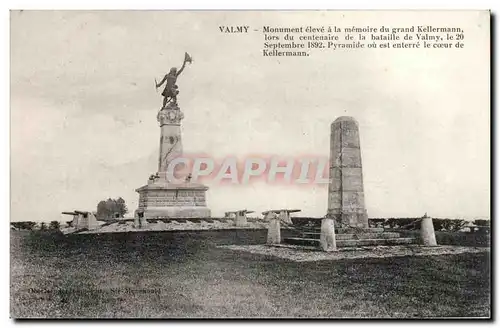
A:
[2,1,497,327]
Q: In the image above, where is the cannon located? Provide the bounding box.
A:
[61,210,97,230]
[62,210,91,217]
[225,209,255,227]
[262,209,301,225]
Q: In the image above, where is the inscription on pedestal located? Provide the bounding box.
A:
[138,188,207,209]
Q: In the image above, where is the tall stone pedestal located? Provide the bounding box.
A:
[135,101,210,219]
[327,116,368,228]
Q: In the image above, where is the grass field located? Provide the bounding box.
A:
[10,230,490,318]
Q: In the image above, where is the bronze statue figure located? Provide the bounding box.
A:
[156,52,192,108]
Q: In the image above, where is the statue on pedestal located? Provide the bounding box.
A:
[136,51,210,219]
[155,52,193,109]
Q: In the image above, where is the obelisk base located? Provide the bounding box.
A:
[327,210,369,229]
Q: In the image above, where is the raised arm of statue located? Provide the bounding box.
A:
[177,60,187,77]
[177,52,192,77]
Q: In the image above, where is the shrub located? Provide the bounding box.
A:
[11,221,37,230]
[449,219,467,232]
[386,218,399,228]
[369,219,385,228]
[49,221,61,230]
[473,219,490,227]
[433,219,465,232]
[369,218,466,232]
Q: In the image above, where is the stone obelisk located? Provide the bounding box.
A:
[327,116,368,228]
[135,53,210,219]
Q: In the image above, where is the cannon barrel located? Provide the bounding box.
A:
[227,210,254,215]
[262,209,301,215]
[74,210,90,215]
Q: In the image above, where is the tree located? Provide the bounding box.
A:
[116,197,128,217]
[96,197,128,220]
[11,221,37,230]
[450,219,466,232]
[39,222,47,230]
[49,221,61,230]
[433,219,467,232]
[369,218,386,228]
[97,200,110,220]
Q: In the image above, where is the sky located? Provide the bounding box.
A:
[10,10,490,221]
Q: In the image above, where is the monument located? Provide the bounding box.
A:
[327,116,368,228]
[135,53,211,219]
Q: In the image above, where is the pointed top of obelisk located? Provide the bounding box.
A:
[334,116,358,123]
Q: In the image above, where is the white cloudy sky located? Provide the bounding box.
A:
[11,10,490,221]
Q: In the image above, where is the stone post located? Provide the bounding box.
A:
[139,216,148,229]
[265,212,281,244]
[320,217,337,252]
[267,219,281,244]
[135,210,147,228]
[421,215,437,246]
[134,213,140,228]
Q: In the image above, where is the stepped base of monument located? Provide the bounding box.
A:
[283,236,417,247]
[138,206,211,219]
[282,228,419,248]
[301,232,401,240]
[295,227,385,234]
[336,227,384,234]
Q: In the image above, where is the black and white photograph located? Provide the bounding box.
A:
[9,10,491,319]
